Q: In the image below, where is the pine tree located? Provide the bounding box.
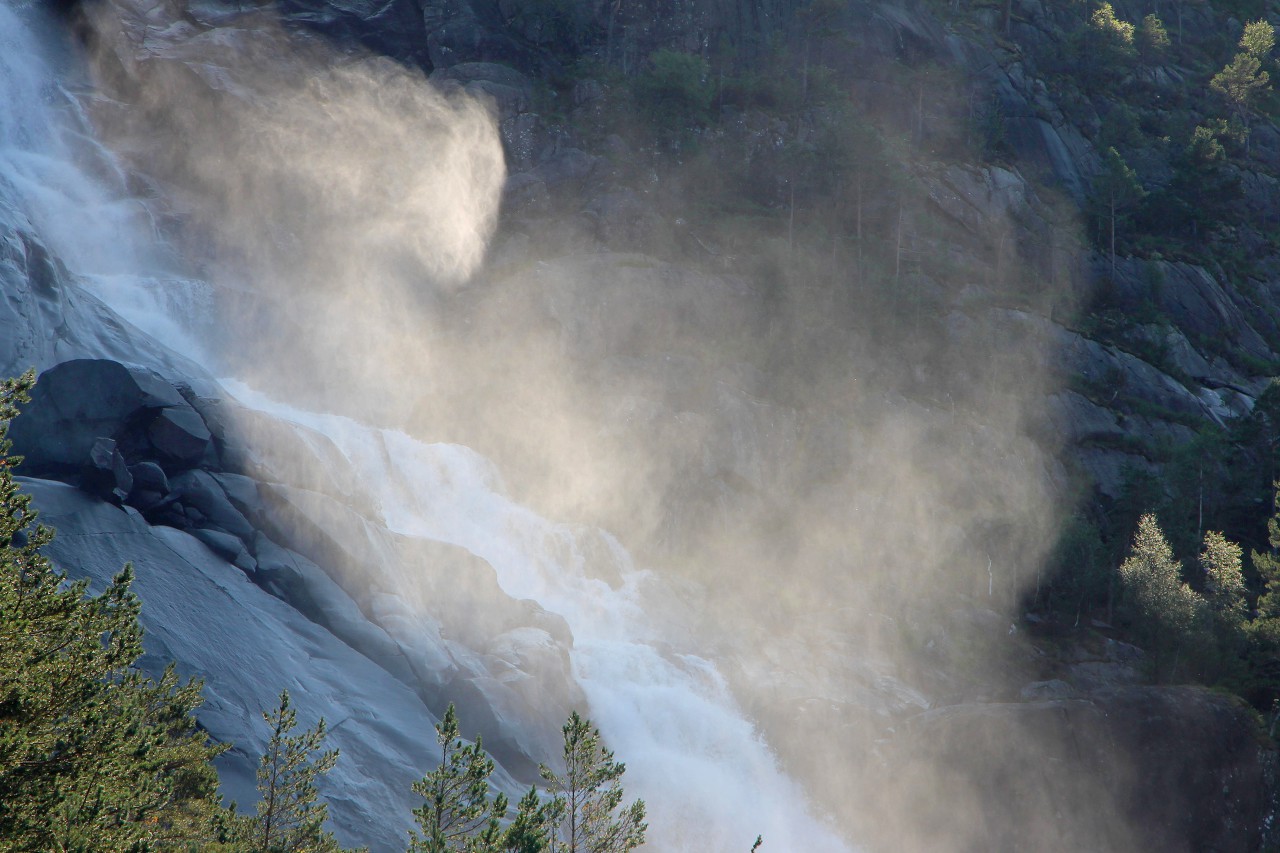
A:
[1211,19,1275,146]
[1252,485,1280,618]
[503,787,555,853]
[540,712,646,853]
[1093,147,1146,281]
[1088,3,1136,67]
[408,703,509,853]
[0,370,230,850]
[1201,530,1246,622]
[244,690,345,853]
[1118,514,1206,678]
[1137,14,1170,71]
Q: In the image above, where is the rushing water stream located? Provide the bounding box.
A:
[2,3,854,850]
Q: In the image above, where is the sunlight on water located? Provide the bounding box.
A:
[0,4,857,848]
[223,381,855,853]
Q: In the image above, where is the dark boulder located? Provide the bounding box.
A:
[83,437,132,504]
[168,469,256,543]
[189,527,257,574]
[11,359,179,474]
[10,359,214,478]
[212,472,267,527]
[148,406,215,469]
[127,461,170,496]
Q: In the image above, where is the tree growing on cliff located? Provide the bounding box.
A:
[1119,513,1206,679]
[1211,19,1275,145]
[1137,13,1170,72]
[1092,147,1146,281]
[1202,531,1247,622]
[540,712,646,853]
[0,369,232,850]
[1088,3,1136,69]
[408,703,509,853]
[243,690,346,853]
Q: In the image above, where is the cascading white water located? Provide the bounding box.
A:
[2,5,855,850]
[225,384,854,851]
[0,3,213,368]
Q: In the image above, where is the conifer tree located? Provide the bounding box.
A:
[1093,147,1146,281]
[1137,14,1170,72]
[1119,513,1206,678]
[503,787,555,853]
[540,712,646,853]
[245,690,345,853]
[0,370,230,850]
[1201,530,1246,623]
[1088,3,1136,67]
[1251,485,1280,618]
[1211,19,1275,146]
[408,703,509,853]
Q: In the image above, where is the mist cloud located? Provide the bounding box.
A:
[74,1,1099,849]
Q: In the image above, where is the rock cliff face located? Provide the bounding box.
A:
[18,0,1280,849]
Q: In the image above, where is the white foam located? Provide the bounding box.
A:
[223,381,854,852]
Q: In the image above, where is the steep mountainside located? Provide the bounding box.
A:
[13,0,1280,849]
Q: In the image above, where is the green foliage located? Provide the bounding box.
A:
[634,50,714,142]
[503,787,556,853]
[1237,485,1280,705]
[1137,14,1170,66]
[242,690,345,853]
[1091,147,1146,275]
[540,712,646,853]
[1252,487,1280,619]
[1135,120,1241,243]
[402,707,647,853]
[1239,18,1276,60]
[1188,121,1229,163]
[0,370,231,851]
[1211,20,1275,133]
[1118,513,1207,678]
[408,703,508,853]
[1099,103,1142,151]
[1091,3,1134,46]
[1212,52,1270,118]
[1088,3,1137,68]
[1202,530,1247,622]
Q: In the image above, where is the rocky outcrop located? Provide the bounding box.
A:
[10,359,216,479]
[11,357,580,834]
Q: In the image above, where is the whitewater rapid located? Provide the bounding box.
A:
[2,4,854,850]
[224,384,853,851]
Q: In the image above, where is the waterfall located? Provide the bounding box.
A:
[1,4,855,851]
[224,384,854,851]
[0,1,212,373]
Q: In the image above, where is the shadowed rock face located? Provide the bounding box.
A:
[10,359,214,479]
